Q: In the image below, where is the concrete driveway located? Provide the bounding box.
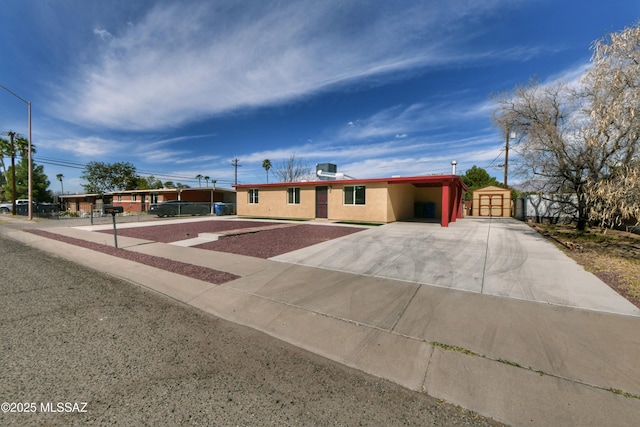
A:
[273,217,640,316]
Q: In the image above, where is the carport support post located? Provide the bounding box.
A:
[441,183,450,227]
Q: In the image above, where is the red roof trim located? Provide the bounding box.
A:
[234,174,467,190]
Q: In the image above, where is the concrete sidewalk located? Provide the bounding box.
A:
[2,215,640,426]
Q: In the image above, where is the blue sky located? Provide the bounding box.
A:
[1,0,639,194]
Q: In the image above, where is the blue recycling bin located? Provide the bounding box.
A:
[214,203,226,215]
[425,202,436,219]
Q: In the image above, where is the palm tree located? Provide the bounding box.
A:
[6,131,19,211]
[56,174,64,195]
[195,174,203,187]
[204,176,210,187]
[262,159,272,183]
[0,137,9,185]
[1,131,36,209]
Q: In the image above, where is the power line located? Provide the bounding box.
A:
[486,147,506,169]
[26,155,236,186]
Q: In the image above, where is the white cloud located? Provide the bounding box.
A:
[237,128,504,183]
[338,100,494,141]
[56,136,124,157]
[544,62,591,90]
[54,0,523,131]
[93,28,112,40]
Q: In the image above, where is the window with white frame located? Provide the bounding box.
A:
[132,194,137,202]
[287,187,301,204]
[117,195,122,202]
[248,188,259,204]
[344,185,366,205]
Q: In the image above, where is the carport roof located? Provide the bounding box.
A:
[235,174,467,189]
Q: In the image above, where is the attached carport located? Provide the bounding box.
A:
[386,175,467,227]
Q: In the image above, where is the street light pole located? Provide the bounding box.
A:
[0,84,33,220]
[27,100,32,220]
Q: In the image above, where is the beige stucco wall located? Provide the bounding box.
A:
[325,182,389,223]
[236,186,316,219]
[238,182,392,223]
[387,184,415,221]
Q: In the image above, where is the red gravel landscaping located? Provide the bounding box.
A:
[25,221,364,284]
[25,229,239,285]
[97,219,365,259]
[99,220,276,243]
[194,224,364,258]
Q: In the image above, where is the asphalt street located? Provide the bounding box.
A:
[0,234,501,426]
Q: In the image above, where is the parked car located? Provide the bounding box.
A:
[0,199,31,213]
[149,200,209,217]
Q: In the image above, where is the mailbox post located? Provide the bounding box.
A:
[103,205,124,248]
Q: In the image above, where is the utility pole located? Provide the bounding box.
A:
[504,130,509,188]
[231,158,242,186]
[504,126,515,189]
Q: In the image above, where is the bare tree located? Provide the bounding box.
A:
[493,80,591,228]
[583,24,640,170]
[582,24,640,229]
[586,163,640,230]
[492,24,640,230]
[273,154,312,183]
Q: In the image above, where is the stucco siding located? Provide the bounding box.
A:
[237,186,315,219]
[238,183,389,222]
[387,184,415,221]
[326,182,389,223]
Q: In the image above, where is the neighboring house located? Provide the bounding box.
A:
[470,186,512,217]
[235,174,467,227]
[59,193,105,215]
[60,187,236,215]
[110,187,236,213]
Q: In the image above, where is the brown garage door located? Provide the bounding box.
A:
[479,194,504,217]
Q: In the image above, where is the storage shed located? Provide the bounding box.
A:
[471,186,512,217]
